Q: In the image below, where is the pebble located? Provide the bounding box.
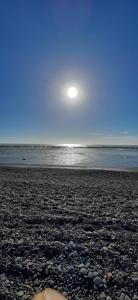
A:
[99,292,106,299]
[80,268,87,274]
[119,293,125,300]
[78,263,85,268]
[119,294,131,300]
[93,277,103,287]
[124,296,131,300]
[102,246,108,251]
[132,296,138,300]
[132,277,138,284]
[92,271,99,278]
[88,271,93,279]
[17,291,24,297]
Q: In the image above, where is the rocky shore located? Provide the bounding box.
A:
[0,167,138,300]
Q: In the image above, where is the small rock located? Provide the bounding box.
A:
[92,271,99,278]
[85,262,90,268]
[124,296,131,300]
[80,268,87,274]
[17,291,24,297]
[99,292,106,299]
[132,295,138,300]
[106,297,112,300]
[57,265,62,272]
[78,263,85,268]
[132,277,138,284]
[102,246,108,251]
[88,271,93,279]
[93,277,103,287]
[119,293,125,300]
[18,238,24,244]
[49,279,55,286]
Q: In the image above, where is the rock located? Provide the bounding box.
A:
[106,297,112,300]
[18,239,24,244]
[132,295,138,300]
[99,292,106,299]
[119,294,125,300]
[132,277,138,284]
[88,271,93,279]
[57,265,62,272]
[93,277,103,287]
[17,291,24,297]
[119,293,131,300]
[80,268,87,274]
[49,279,55,286]
[92,271,99,278]
[102,246,108,251]
[85,262,90,268]
[69,241,76,248]
[78,263,85,268]
[22,296,29,300]
[124,296,131,300]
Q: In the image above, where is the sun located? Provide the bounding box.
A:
[67,86,78,99]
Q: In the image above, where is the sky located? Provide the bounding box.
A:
[0,0,138,145]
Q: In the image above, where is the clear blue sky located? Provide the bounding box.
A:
[0,0,138,144]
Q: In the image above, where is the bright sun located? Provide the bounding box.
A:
[67,86,78,99]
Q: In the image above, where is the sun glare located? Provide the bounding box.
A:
[67,86,78,99]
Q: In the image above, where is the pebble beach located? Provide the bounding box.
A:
[0,167,138,300]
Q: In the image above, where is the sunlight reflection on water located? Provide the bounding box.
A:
[0,145,138,169]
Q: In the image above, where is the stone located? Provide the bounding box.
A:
[102,246,108,251]
[80,268,87,274]
[88,271,93,279]
[99,292,106,299]
[124,296,131,300]
[93,277,103,287]
[132,277,138,284]
[17,291,24,297]
[78,263,85,268]
[92,271,99,278]
[132,295,138,300]
[119,293,125,300]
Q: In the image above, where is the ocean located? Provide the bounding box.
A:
[0,145,138,170]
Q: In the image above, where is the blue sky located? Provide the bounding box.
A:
[0,0,138,144]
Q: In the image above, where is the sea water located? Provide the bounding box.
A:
[0,145,138,170]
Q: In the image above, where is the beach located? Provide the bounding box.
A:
[0,167,138,300]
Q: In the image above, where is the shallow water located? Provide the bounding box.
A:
[0,145,138,170]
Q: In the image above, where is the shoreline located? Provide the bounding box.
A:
[0,163,138,173]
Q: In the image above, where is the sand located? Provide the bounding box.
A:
[0,167,138,300]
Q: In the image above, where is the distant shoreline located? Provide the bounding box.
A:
[0,143,138,148]
[0,164,138,172]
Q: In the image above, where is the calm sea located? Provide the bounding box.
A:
[0,145,138,170]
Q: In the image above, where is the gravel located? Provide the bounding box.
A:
[0,167,138,300]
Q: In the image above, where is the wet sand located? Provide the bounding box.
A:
[0,167,138,300]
